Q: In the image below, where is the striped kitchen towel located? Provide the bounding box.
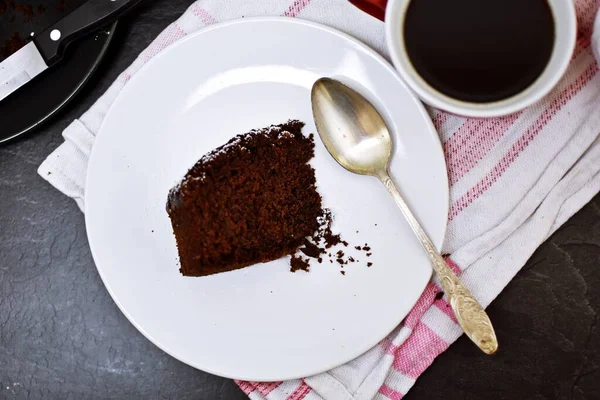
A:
[38,0,600,399]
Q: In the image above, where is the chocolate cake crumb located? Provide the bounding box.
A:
[367,262,373,267]
[363,245,371,251]
[324,232,342,248]
[341,271,346,276]
[289,207,363,270]
[292,212,376,269]
[300,238,322,258]
[318,257,323,263]
[290,255,310,272]
[366,253,372,257]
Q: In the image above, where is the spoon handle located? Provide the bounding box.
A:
[378,172,498,355]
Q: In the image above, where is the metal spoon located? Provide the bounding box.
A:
[311,77,498,355]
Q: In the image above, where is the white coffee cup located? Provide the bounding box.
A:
[384,0,577,118]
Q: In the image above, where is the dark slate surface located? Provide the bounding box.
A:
[1,1,599,398]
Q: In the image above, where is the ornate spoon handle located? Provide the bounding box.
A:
[378,171,498,354]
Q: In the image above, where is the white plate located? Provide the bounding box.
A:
[85,18,448,382]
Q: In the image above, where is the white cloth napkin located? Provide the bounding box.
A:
[38,1,600,399]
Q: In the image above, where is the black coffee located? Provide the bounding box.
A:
[403,0,555,103]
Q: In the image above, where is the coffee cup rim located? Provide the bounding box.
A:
[385,0,577,118]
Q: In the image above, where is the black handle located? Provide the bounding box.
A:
[34,0,145,65]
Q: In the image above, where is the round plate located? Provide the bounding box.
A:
[85,18,448,381]
[0,0,116,143]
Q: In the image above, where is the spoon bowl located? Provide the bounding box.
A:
[311,78,391,176]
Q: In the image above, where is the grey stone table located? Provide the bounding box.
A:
[1,1,599,398]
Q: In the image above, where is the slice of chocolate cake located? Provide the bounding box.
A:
[167,120,323,277]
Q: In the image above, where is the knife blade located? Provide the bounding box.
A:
[0,42,48,102]
[0,0,145,103]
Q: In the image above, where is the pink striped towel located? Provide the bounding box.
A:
[38,0,600,399]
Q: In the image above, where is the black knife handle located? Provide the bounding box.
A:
[34,0,145,65]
